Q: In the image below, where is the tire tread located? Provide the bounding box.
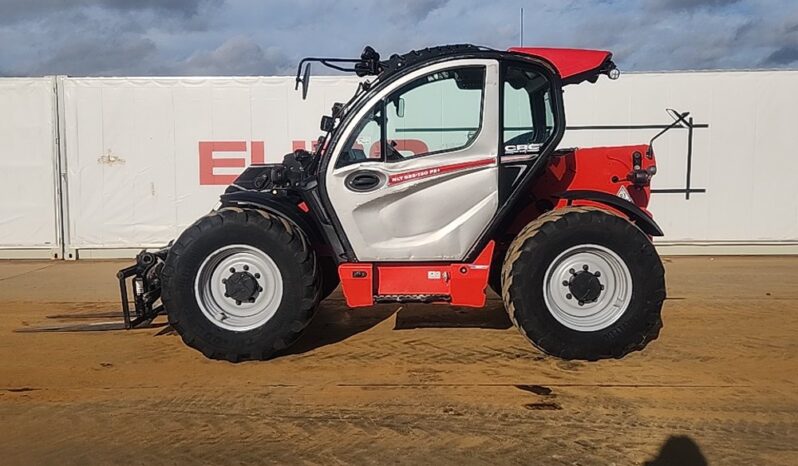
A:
[500,206,664,360]
[161,207,320,362]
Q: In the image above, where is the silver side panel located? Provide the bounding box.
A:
[326,59,500,261]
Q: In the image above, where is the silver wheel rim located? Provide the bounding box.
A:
[543,244,633,332]
[194,244,283,332]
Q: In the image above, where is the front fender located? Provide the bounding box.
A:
[219,191,327,247]
[558,189,664,237]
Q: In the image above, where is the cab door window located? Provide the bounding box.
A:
[503,66,555,154]
[337,66,486,168]
[337,105,382,167]
[385,67,485,161]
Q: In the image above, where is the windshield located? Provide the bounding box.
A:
[313,79,374,158]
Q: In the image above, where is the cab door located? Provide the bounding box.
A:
[325,59,500,261]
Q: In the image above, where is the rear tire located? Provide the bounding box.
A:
[501,207,665,360]
[161,207,320,362]
[488,248,504,296]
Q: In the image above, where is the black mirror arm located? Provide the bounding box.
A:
[648,110,691,155]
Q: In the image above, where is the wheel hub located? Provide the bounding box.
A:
[543,244,633,332]
[567,268,603,304]
[194,245,283,332]
[224,270,261,303]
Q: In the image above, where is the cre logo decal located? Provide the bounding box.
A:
[504,143,541,155]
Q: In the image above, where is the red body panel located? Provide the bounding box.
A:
[378,266,450,295]
[338,242,495,308]
[338,263,374,307]
[504,144,656,238]
[448,241,493,307]
[534,144,654,207]
[508,47,611,80]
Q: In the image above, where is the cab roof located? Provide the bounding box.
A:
[508,47,615,84]
[295,44,617,95]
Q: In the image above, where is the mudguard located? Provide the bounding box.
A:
[558,189,664,237]
[219,190,327,248]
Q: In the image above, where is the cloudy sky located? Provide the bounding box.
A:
[0,0,796,76]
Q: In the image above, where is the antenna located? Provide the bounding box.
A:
[519,7,524,46]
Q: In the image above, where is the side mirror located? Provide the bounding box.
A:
[301,63,311,100]
[320,115,334,132]
[396,98,405,118]
[648,108,691,155]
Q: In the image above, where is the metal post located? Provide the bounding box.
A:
[520,8,524,46]
[685,117,694,200]
[54,76,72,259]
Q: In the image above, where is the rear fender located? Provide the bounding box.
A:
[557,190,664,237]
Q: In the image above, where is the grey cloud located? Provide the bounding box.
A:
[645,0,741,12]
[99,0,214,15]
[764,45,798,65]
[0,0,215,25]
[1,0,798,76]
[168,37,292,76]
[380,0,449,21]
[29,36,158,76]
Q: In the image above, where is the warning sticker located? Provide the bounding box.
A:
[616,185,633,202]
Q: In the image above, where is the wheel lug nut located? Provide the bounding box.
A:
[254,273,261,279]
[578,301,585,306]
[224,293,229,297]
[582,264,589,271]
[595,271,601,277]
[235,300,242,306]
[569,268,575,275]
[566,293,572,300]
[229,267,235,273]
[600,285,605,290]
[222,278,227,284]
[258,286,263,292]
[249,298,255,303]
[243,265,249,271]
[562,280,569,286]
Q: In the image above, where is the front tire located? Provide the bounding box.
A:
[501,207,665,360]
[161,207,320,362]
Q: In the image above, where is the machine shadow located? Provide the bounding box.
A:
[274,295,399,358]
[644,435,708,466]
[393,300,512,330]
[274,291,512,358]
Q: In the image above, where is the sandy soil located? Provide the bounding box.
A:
[0,256,797,465]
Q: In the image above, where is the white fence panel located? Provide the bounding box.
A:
[54,71,798,255]
[0,78,60,257]
[61,76,358,254]
[562,70,798,247]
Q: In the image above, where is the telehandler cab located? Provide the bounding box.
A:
[119,44,666,362]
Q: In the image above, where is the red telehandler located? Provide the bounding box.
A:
[118,45,668,362]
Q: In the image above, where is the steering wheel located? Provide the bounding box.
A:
[385,140,404,162]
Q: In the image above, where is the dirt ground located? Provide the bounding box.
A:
[0,256,796,465]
